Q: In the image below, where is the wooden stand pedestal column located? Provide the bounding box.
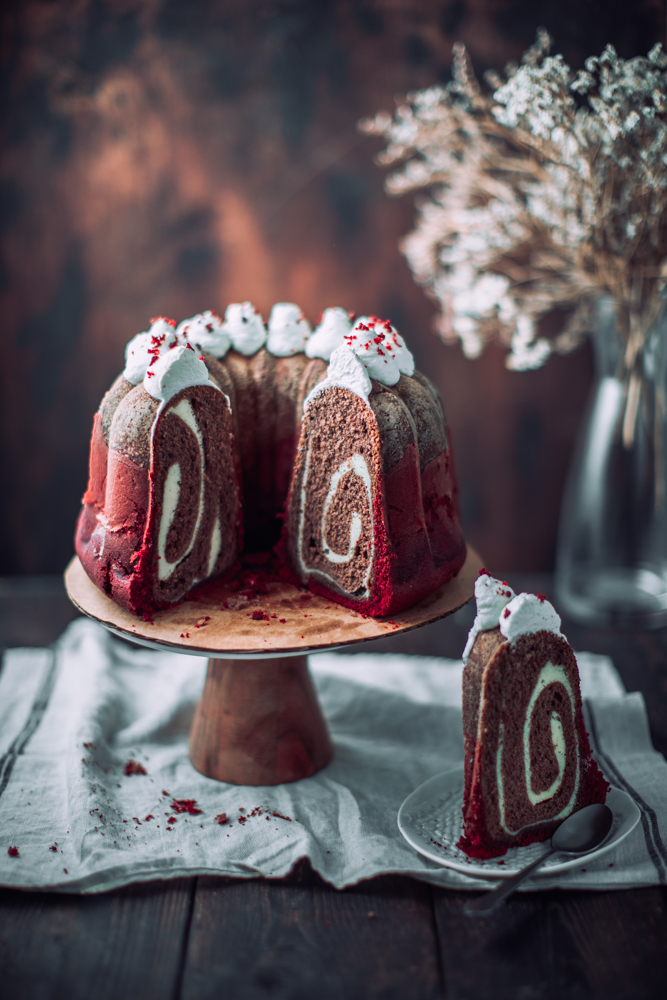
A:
[188,655,333,785]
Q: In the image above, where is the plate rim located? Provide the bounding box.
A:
[397,765,641,880]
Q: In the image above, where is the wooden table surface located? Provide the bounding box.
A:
[1,574,666,1000]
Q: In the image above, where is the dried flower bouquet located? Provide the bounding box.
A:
[360,31,667,378]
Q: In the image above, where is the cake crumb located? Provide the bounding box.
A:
[123,760,147,776]
[171,798,203,815]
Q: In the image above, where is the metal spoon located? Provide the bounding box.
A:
[465,803,613,914]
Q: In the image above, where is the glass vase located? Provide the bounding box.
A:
[555,295,667,628]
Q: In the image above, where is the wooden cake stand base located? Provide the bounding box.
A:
[189,656,332,784]
[65,546,483,785]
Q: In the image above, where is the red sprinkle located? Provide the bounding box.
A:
[170,799,203,815]
[535,594,548,602]
[503,607,511,618]
[49,845,57,852]
[123,760,147,776]
[167,817,177,825]
[251,610,269,621]
[216,813,229,825]
[7,846,18,857]
[279,618,286,624]
[145,815,155,821]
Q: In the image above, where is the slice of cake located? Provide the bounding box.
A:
[458,572,609,858]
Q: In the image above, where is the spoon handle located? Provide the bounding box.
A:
[465,846,555,914]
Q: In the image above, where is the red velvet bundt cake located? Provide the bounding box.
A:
[458,573,608,859]
[75,303,466,619]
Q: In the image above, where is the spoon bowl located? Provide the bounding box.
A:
[551,803,614,854]
[465,803,614,914]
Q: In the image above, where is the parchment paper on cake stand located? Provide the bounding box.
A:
[65,546,483,786]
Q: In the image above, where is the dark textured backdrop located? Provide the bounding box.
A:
[1,0,664,576]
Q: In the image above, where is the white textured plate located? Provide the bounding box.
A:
[397,767,640,879]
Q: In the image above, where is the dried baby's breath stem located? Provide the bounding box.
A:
[360,33,667,372]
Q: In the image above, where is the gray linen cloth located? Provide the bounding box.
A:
[0,618,665,893]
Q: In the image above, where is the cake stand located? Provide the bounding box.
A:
[65,546,483,786]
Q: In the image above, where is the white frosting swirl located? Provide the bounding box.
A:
[343,316,415,386]
[304,345,372,409]
[462,574,516,662]
[176,311,230,358]
[305,307,352,361]
[266,303,311,357]
[123,318,179,385]
[221,302,266,356]
[499,592,562,643]
[463,574,563,661]
[143,345,218,403]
